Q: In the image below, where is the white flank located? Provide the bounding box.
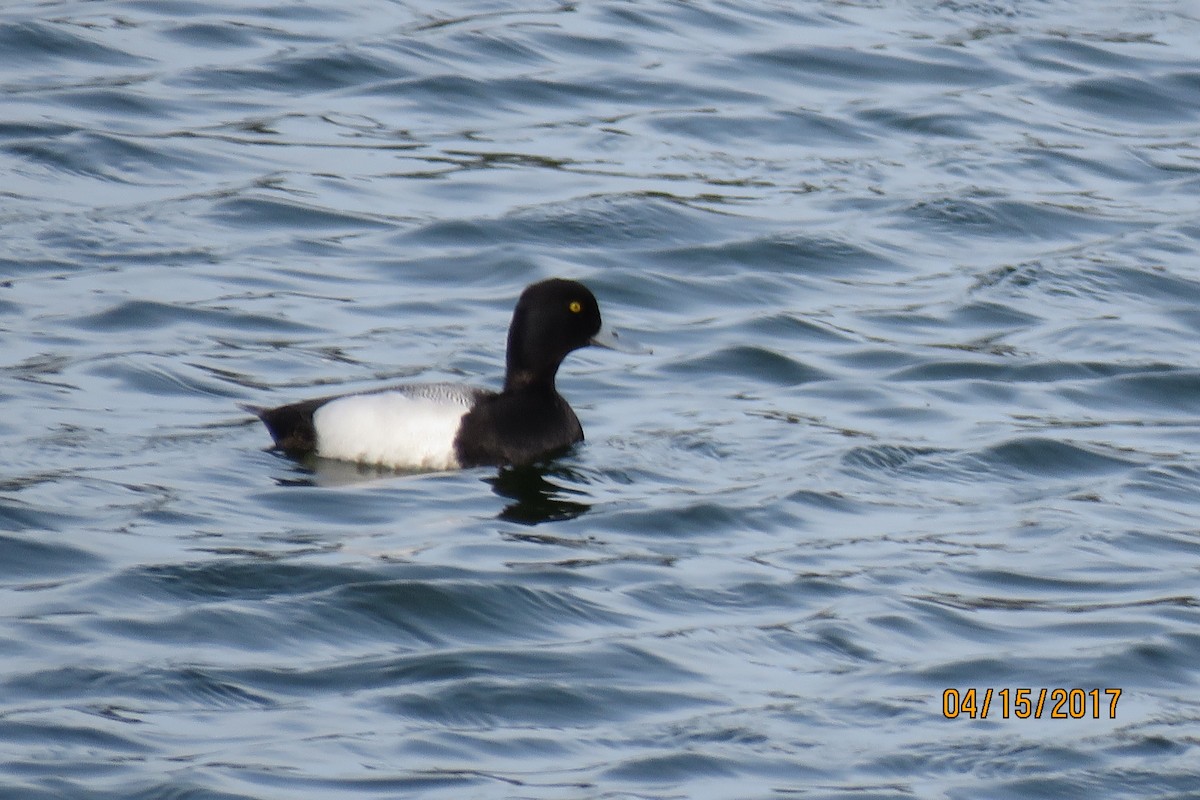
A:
[312,387,475,471]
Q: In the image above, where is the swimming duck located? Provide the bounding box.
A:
[247,278,627,470]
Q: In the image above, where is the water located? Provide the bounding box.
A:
[3,1,1200,797]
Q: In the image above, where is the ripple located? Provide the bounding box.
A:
[91,560,635,651]
[112,560,383,602]
[1045,73,1200,123]
[161,21,269,50]
[83,357,244,399]
[650,233,899,276]
[976,437,1138,477]
[902,194,1129,241]
[0,532,101,578]
[398,193,722,250]
[185,48,404,93]
[603,751,740,781]
[887,359,1118,383]
[232,642,693,696]
[385,678,705,728]
[665,344,827,387]
[1065,370,1200,414]
[651,108,871,147]
[0,20,145,68]
[5,664,276,710]
[1123,463,1200,505]
[311,577,630,645]
[841,444,944,473]
[746,45,1007,89]
[206,196,395,231]
[1017,36,1164,72]
[69,299,319,334]
[5,132,215,183]
[0,716,150,756]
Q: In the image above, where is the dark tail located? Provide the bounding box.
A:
[242,399,325,453]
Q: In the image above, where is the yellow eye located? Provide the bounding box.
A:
[568,301,582,313]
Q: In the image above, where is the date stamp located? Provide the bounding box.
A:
[942,688,1122,719]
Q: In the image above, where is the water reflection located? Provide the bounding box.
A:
[267,453,593,525]
[270,452,405,487]
[486,464,592,525]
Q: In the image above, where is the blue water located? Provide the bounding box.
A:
[4,1,1200,797]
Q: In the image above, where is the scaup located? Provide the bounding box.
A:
[247,278,628,470]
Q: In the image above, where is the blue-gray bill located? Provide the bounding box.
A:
[590,323,651,354]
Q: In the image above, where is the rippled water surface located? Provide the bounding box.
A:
[4,1,1200,797]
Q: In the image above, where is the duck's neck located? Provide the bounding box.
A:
[503,363,558,393]
[504,322,561,393]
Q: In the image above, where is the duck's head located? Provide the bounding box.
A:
[504,278,607,391]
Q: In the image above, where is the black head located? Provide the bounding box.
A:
[504,278,603,391]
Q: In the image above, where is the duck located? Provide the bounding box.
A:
[246,278,630,470]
